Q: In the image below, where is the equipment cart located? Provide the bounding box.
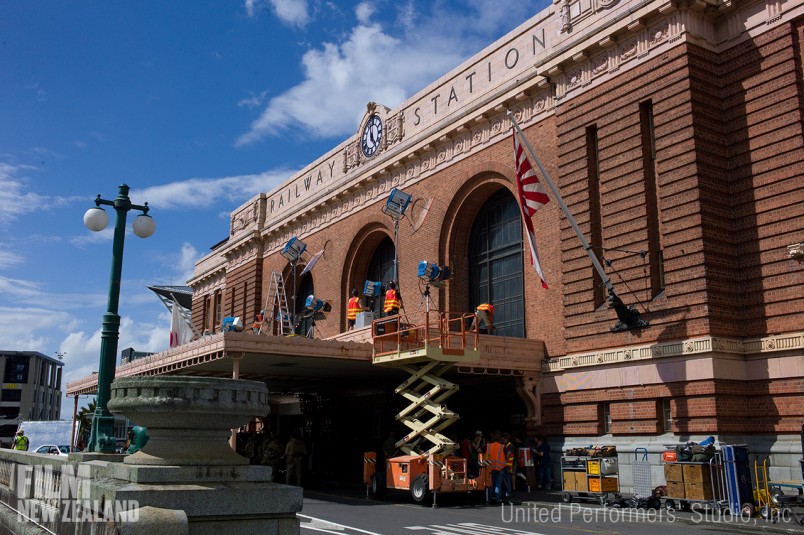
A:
[662,454,728,512]
[561,453,620,505]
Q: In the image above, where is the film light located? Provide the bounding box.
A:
[417,261,452,288]
[281,237,307,262]
[304,295,332,313]
[382,188,412,220]
[363,280,382,297]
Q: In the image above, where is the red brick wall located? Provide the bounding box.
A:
[540,378,804,436]
[224,259,262,325]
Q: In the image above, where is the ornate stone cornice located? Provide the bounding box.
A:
[545,331,804,372]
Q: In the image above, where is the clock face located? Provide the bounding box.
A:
[361,115,383,157]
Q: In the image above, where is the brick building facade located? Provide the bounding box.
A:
[184,0,804,479]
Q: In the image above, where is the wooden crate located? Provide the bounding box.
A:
[682,464,712,484]
[664,463,683,483]
[666,481,686,499]
[685,481,714,501]
[575,471,587,492]
[587,476,617,493]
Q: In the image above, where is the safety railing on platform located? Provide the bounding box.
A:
[372,311,478,358]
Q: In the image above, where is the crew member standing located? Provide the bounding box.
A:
[346,288,368,330]
[13,430,28,451]
[383,281,402,316]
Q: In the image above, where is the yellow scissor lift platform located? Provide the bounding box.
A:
[364,311,491,506]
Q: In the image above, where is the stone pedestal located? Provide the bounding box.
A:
[88,376,303,534]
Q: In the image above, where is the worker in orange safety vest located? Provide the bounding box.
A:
[485,432,507,504]
[346,288,368,330]
[383,281,402,316]
[470,302,495,334]
[251,311,264,333]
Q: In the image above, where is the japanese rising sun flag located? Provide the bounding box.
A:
[513,129,550,289]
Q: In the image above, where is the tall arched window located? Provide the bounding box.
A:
[366,237,395,316]
[468,189,525,337]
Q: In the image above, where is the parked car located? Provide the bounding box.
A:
[33,445,75,457]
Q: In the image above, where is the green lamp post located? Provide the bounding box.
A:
[83,184,155,453]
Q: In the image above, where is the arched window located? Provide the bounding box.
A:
[295,273,314,336]
[468,189,525,337]
[366,237,395,316]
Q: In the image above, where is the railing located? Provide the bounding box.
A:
[372,311,478,358]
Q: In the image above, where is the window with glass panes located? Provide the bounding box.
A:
[469,190,525,337]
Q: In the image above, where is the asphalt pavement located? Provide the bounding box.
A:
[300,483,804,534]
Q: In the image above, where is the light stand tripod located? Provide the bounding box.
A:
[305,314,321,339]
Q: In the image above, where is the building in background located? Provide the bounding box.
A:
[0,351,63,445]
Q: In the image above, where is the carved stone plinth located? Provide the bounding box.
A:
[108,376,267,466]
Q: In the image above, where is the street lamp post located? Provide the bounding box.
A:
[83,184,155,453]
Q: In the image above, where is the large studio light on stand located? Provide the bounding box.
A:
[381,188,412,288]
[417,260,451,314]
[303,295,332,339]
[281,236,307,326]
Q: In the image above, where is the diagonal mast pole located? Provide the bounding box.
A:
[508,111,648,332]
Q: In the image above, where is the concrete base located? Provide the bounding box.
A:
[82,461,302,535]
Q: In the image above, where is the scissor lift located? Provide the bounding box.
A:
[364,311,491,505]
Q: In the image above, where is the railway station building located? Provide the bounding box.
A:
[68,0,804,484]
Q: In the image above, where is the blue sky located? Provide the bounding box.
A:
[0,0,547,417]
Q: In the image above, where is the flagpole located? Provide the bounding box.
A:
[508,111,648,332]
[508,111,613,293]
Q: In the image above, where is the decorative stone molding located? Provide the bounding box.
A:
[545,332,804,372]
[109,376,269,466]
[517,375,542,428]
[344,102,405,173]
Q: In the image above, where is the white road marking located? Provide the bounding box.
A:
[299,513,383,535]
[405,523,546,535]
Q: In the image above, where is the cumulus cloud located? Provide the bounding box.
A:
[270,0,310,27]
[0,306,77,353]
[131,169,294,211]
[60,313,170,393]
[236,0,538,146]
[245,0,309,26]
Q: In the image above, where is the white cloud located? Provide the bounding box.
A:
[178,242,201,283]
[132,169,294,211]
[235,1,540,146]
[0,306,76,352]
[0,249,24,269]
[238,90,270,109]
[69,227,114,246]
[60,313,170,388]
[244,0,261,17]
[0,163,49,225]
[270,0,310,27]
